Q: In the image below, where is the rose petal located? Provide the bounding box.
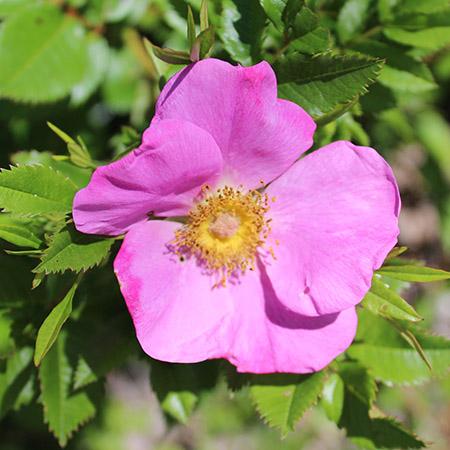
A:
[73,119,223,236]
[114,220,232,362]
[114,219,357,373]
[265,141,400,316]
[223,264,358,373]
[154,58,315,188]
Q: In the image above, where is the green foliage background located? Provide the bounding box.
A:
[0,0,450,449]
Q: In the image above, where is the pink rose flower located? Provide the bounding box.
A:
[73,59,400,374]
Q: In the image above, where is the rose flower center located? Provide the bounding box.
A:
[173,185,273,285]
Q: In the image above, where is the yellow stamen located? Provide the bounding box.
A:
[172,185,273,284]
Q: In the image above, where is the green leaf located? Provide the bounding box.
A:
[259,0,287,29]
[275,54,383,119]
[338,384,426,449]
[33,225,114,275]
[384,26,450,51]
[187,5,196,49]
[281,0,304,28]
[338,362,377,407]
[377,265,450,282]
[250,371,326,435]
[11,150,91,189]
[415,109,450,182]
[48,122,95,169]
[361,277,422,322]
[393,0,450,15]
[0,347,34,419]
[70,34,109,106]
[150,360,219,424]
[145,38,191,65]
[191,26,215,62]
[34,278,80,367]
[0,213,42,248]
[348,310,450,385]
[220,0,267,65]
[288,27,331,55]
[0,3,88,103]
[320,373,344,423]
[337,0,372,43]
[0,0,32,18]
[353,40,438,93]
[200,0,209,31]
[0,165,77,216]
[39,332,96,446]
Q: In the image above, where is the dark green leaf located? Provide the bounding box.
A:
[275,54,383,119]
[0,3,88,103]
[250,371,326,435]
[33,225,114,275]
[220,0,266,65]
[338,362,377,407]
[150,360,219,424]
[0,165,77,216]
[0,347,34,419]
[338,384,426,449]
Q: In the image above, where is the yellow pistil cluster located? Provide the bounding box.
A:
[173,185,273,285]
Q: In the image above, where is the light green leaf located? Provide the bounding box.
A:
[362,277,422,322]
[34,279,80,366]
[199,0,209,31]
[0,3,88,103]
[275,54,383,119]
[220,0,267,65]
[337,0,372,43]
[0,0,32,18]
[384,26,450,50]
[353,40,438,93]
[33,225,114,275]
[415,109,450,182]
[0,165,77,216]
[0,214,42,248]
[187,5,196,49]
[70,34,109,106]
[0,347,34,419]
[11,150,91,189]
[258,0,287,29]
[250,371,326,435]
[39,332,96,446]
[377,265,450,282]
[320,373,344,423]
[348,311,450,386]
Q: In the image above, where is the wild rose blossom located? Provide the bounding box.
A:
[73,59,400,374]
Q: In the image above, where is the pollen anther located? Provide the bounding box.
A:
[172,185,273,284]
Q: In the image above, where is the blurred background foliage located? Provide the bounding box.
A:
[0,0,450,449]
